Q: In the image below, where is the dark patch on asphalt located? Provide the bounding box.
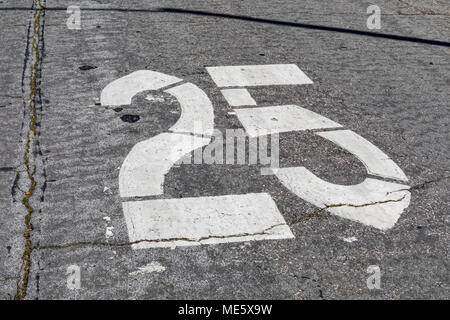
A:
[113,107,123,112]
[79,65,98,71]
[120,114,140,123]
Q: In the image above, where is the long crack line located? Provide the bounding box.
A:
[1,276,19,283]
[289,196,407,226]
[15,0,44,301]
[289,175,449,226]
[388,176,450,194]
[34,223,286,251]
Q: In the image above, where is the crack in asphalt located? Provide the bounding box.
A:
[388,176,450,194]
[14,0,45,301]
[289,195,407,226]
[12,171,445,297]
[0,167,19,172]
[1,0,445,301]
[0,276,20,284]
[34,223,287,250]
[289,175,449,226]
[26,176,446,252]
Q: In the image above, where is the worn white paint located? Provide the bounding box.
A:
[103,186,112,195]
[105,66,412,248]
[114,76,215,198]
[274,167,410,230]
[100,70,182,106]
[119,133,211,197]
[342,236,358,243]
[220,89,257,107]
[122,193,294,249]
[165,83,214,136]
[316,130,408,182]
[129,262,166,276]
[234,105,342,137]
[207,64,313,87]
[104,69,296,250]
[145,94,165,102]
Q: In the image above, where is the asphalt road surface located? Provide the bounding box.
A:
[0,0,449,300]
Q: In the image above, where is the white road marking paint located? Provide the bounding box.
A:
[274,167,410,230]
[145,94,165,102]
[165,83,214,136]
[102,216,111,222]
[220,88,257,107]
[103,70,294,249]
[100,70,182,106]
[316,130,408,182]
[103,186,112,195]
[234,105,342,137]
[129,262,166,276]
[104,65,412,247]
[122,193,294,249]
[206,64,313,87]
[113,75,215,198]
[342,236,358,243]
[119,133,210,197]
[261,167,277,176]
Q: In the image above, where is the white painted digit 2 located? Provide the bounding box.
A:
[101,70,294,249]
[101,70,213,198]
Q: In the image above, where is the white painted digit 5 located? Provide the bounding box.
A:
[207,64,411,231]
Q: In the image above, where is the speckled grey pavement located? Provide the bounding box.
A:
[0,0,448,300]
